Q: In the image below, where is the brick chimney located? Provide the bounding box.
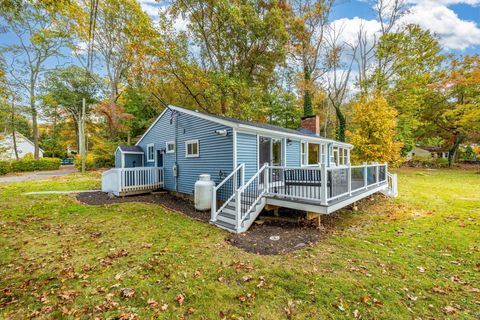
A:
[300,115,320,136]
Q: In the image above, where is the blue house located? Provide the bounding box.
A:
[103,105,397,233]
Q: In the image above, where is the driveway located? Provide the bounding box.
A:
[0,166,77,184]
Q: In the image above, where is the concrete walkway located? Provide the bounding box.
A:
[0,166,77,184]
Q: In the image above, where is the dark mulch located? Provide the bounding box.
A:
[226,209,343,255]
[76,191,344,255]
[76,191,210,222]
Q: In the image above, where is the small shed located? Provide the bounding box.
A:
[115,145,144,168]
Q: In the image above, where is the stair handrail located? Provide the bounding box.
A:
[236,163,268,227]
[211,163,245,222]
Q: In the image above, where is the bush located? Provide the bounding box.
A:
[0,161,11,175]
[10,157,61,172]
[403,156,450,168]
[74,154,96,171]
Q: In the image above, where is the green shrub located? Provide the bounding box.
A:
[74,154,96,171]
[0,161,11,175]
[10,157,61,172]
[404,156,450,168]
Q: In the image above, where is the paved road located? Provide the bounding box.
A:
[0,166,77,184]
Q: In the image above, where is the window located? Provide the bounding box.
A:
[147,143,154,162]
[308,144,319,165]
[166,141,175,153]
[301,142,306,166]
[185,139,199,158]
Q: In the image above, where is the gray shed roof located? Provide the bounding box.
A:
[118,145,143,153]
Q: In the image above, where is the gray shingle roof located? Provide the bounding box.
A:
[118,145,143,153]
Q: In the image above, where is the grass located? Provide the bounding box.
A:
[0,168,479,319]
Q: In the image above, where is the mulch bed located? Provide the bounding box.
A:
[77,191,343,255]
[77,191,210,222]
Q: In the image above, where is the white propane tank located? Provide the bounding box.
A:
[194,174,215,210]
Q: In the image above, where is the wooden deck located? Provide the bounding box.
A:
[211,163,397,233]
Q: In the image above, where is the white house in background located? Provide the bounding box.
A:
[0,132,44,160]
[407,146,449,160]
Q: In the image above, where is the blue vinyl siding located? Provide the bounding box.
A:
[137,108,234,194]
[286,140,301,167]
[115,149,122,168]
[124,154,143,168]
[236,132,258,181]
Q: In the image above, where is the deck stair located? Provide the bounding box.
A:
[211,162,397,233]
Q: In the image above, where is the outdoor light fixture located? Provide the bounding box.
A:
[287,138,293,144]
[215,129,228,136]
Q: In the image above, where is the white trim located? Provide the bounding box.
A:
[167,105,353,148]
[115,146,144,155]
[256,134,259,171]
[166,141,175,153]
[233,129,237,168]
[146,143,155,162]
[121,153,125,168]
[185,139,200,158]
[135,108,169,146]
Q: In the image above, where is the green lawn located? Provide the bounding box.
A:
[0,168,479,319]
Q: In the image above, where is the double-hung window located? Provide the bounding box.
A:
[166,141,175,153]
[147,143,154,162]
[185,139,199,158]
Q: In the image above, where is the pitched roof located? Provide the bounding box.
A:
[168,105,353,148]
[118,145,143,153]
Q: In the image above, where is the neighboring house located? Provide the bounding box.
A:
[103,105,397,233]
[407,146,449,160]
[0,132,44,160]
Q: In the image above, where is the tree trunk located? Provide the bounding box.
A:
[303,68,313,117]
[30,87,39,159]
[80,98,86,173]
[334,104,346,142]
[448,133,464,167]
[10,100,19,160]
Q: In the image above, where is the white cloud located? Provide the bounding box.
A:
[329,17,381,47]
[332,0,480,51]
[137,0,160,17]
[400,1,480,50]
[406,0,480,5]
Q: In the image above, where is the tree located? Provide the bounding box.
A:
[0,0,70,159]
[167,0,289,117]
[42,66,98,153]
[289,0,333,117]
[71,0,156,137]
[346,95,403,165]
[324,24,357,142]
[379,25,444,154]
[430,55,480,166]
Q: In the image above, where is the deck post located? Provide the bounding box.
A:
[263,165,268,193]
[211,185,217,222]
[117,169,122,194]
[363,162,367,188]
[375,162,379,184]
[235,189,241,230]
[347,163,352,196]
[320,163,327,205]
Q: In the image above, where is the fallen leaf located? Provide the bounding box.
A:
[120,288,135,298]
[417,266,425,273]
[147,299,159,309]
[175,293,185,305]
[284,300,295,319]
[160,304,168,311]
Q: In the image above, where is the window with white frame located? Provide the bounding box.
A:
[166,141,175,153]
[301,142,307,166]
[147,144,154,162]
[185,139,199,158]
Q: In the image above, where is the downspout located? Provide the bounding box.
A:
[174,110,178,192]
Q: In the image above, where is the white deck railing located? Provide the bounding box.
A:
[266,163,389,205]
[211,164,244,222]
[102,167,164,196]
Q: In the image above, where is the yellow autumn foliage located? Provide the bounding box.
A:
[346,95,403,166]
